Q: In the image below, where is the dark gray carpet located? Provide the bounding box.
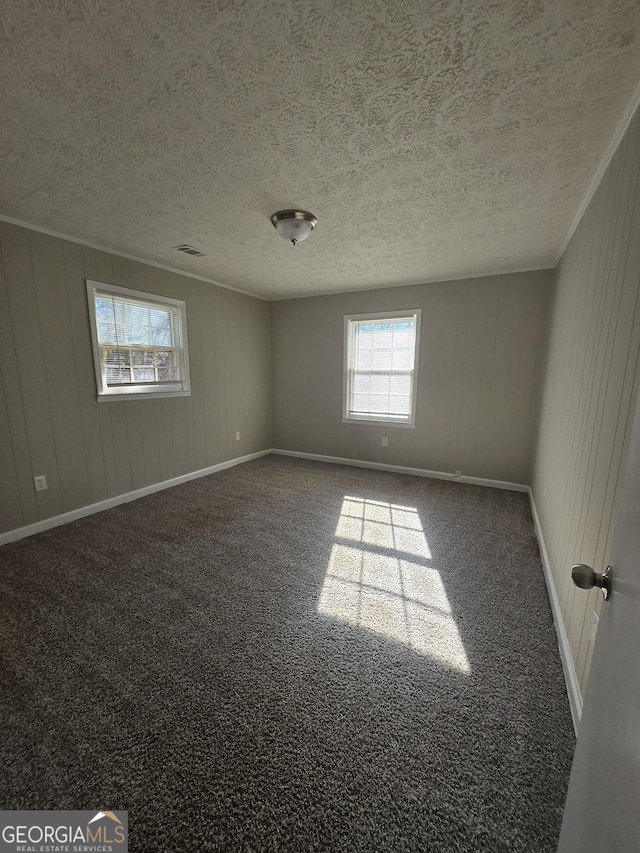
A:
[0,454,574,852]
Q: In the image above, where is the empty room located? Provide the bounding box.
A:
[1,1,640,851]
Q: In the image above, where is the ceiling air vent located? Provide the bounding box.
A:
[174,244,206,257]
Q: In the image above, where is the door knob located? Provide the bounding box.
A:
[571,564,612,601]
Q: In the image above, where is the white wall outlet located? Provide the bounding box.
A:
[235,431,240,441]
[381,436,388,447]
[591,610,600,643]
[34,475,48,492]
[454,470,462,480]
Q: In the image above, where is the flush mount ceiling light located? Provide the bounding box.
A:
[270,209,317,246]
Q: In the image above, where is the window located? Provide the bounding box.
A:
[343,309,421,426]
[86,280,191,401]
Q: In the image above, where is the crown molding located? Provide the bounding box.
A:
[555,77,640,264]
[267,265,554,301]
[0,213,261,301]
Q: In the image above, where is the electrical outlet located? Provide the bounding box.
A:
[591,610,600,643]
[235,431,240,441]
[34,475,48,493]
[454,470,462,480]
[381,436,388,447]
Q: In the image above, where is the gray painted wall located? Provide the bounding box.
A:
[0,221,271,535]
[532,107,640,696]
[270,271,553,485]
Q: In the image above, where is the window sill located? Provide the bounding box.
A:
[342,416,416,428]
[97,390,192,402]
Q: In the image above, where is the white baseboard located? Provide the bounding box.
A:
[270,448,529,492]
[529,490,583,733]
[0,450,271,547]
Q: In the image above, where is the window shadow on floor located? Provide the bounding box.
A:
[317,495,470,674]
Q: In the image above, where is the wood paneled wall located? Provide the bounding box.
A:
[0,222,271,534]
[270,271,553,485]
[533,107,640,695]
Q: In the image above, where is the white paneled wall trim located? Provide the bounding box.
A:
[270,449,530,491]
[529,492,583,734]
[1,449,530,548]
[0,450,271,547]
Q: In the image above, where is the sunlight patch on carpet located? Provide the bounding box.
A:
[318,497,470,673]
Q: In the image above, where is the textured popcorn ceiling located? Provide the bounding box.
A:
[1,0,640,300]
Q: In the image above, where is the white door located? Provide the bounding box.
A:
[557,390,640,851]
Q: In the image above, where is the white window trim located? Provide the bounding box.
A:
[343,308,421,428]
[86,280,191,402]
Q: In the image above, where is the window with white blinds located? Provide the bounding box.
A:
[86,280,191,400]
[343,310,421,426]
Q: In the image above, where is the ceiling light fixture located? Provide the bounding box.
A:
[270,209,317,246]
